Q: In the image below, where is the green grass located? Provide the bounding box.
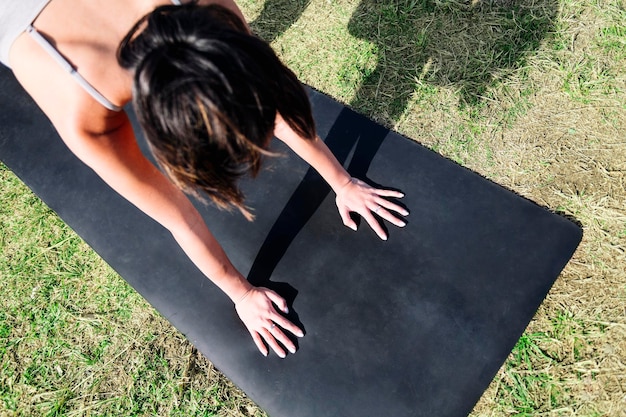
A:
[3,0,626,415]
[1,166,264,416]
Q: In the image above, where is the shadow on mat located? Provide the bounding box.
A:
[251,0,557,124]
[246,107,392,328]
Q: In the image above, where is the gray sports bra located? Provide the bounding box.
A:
[27,0,182,111]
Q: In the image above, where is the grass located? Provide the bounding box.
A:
[1,170,263,416]
[2,0,626,415]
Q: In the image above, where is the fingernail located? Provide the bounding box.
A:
[350,225,357,231]
[262,350,268,357]
[298,331,304,338]
[399,221,406,227]
[283,306,289,314]
[279,352,286,359]
[288,346,296,354]
[382,235,388,241]
[403,210,409,216]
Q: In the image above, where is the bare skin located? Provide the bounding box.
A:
[8,0,407,358]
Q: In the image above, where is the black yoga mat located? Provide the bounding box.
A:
[0,66,581,417]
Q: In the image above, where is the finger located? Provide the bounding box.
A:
[273,314,304,338]
[261,328,287,358]
[264,290,289,314]
[363,212,388,240]
[263,291,304,338]
[338,207,357,231]
[373,200,407,227]
[373,188,405,198]
[372,205,406,228]
[249,330,269,357]
[377,198,409,217]
[269,325,297,354]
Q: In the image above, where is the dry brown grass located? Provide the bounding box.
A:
[468,63,626,416]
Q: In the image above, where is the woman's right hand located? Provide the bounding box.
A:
[235,286,304,358]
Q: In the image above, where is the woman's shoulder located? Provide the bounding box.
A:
[8,0,142,115]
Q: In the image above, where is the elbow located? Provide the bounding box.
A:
[57,112,131,170]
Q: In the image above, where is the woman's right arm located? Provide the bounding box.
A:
[62,111,303,358]
[10,43,301,358]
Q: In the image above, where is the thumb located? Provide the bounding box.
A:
[338,207,357,231]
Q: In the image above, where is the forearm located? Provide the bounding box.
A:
[169,211,253,303]
[274,113,407,240]
[65,119,253,305]
[274,115,352,194]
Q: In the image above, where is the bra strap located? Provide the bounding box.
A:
[27,25,123,112]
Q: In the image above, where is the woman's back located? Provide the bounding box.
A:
[8,0,172,112]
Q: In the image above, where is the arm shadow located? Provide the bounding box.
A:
[246,107,394,330]
[347,0,559,123]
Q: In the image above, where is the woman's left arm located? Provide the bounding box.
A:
[274,114,408,240]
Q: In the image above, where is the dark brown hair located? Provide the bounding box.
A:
[118,2,315,219]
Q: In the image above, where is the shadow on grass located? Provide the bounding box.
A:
[251,0,558,123]
[250,0,311,43]
[348,0,559,119]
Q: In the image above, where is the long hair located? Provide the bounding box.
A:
[118,2,315,219]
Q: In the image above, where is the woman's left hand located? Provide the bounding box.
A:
[335,177,408,240]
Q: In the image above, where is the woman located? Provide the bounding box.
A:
[4,0,408,358]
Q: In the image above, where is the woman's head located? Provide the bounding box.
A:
[118,2,315,218]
